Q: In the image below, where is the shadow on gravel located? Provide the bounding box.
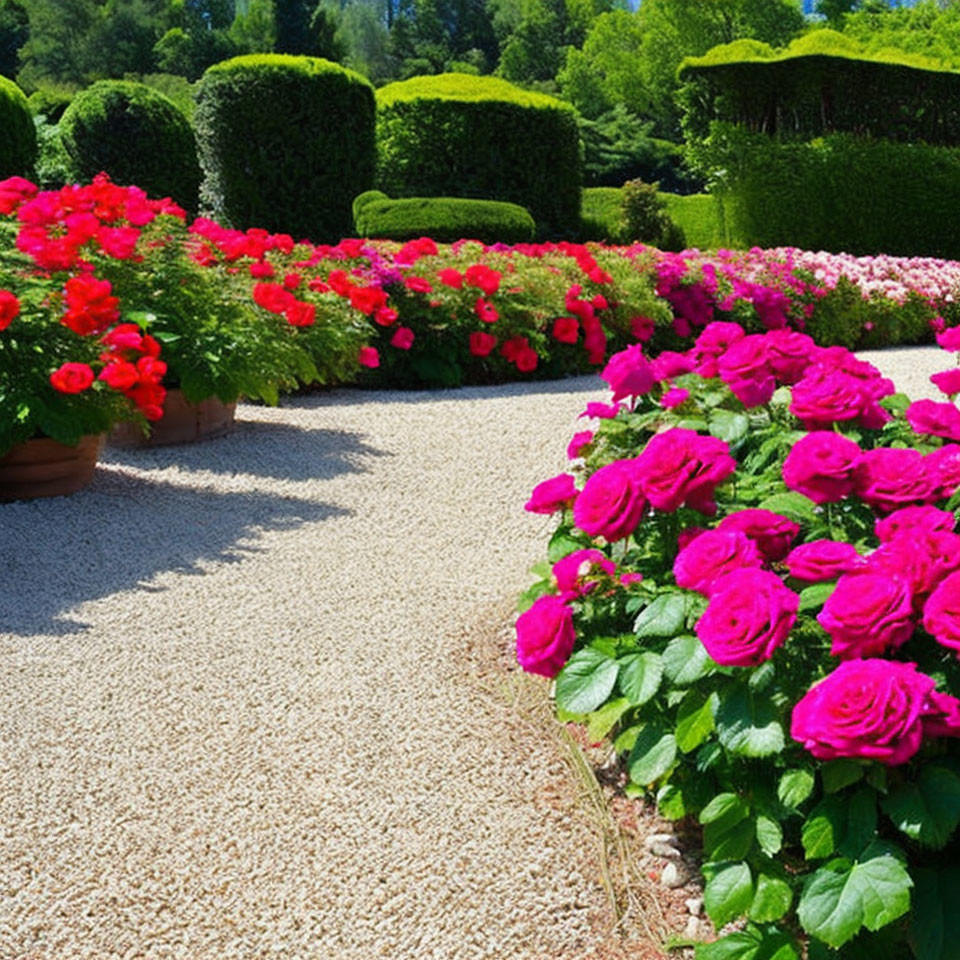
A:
[103,419,390,483]
[0,466,351,637]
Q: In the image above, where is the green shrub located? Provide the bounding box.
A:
[355,195,536,244]
[375,73,581,238]
[621,179,677,247]
[0,74,36,177]
[580,186,629,244]
[195,54,376,241]
[32,116,74,189]
[661,192,729,250]
[26,86,74,122]
[59,80,200,210]
[351,189,388,225]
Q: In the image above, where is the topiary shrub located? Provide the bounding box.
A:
[620,178,685,250]
[26,86,74,123]
[355,194,536,244]
[375,73,581,239]
[351,189,388,225]
[195,54,376,241]
[0,74,36,177]
[59,80,200,211]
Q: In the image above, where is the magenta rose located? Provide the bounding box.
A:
[673,529,763,596]
[718,334,775,407]
[876,505,955,542]
[553,548,616,599]
[764,329,816,385]
[525,473,578,514]
[922,690,960,738]
[635,428,736,515]
[931,368,960,397]
[573,459,647,542]
[906,399,960,442]
[852,448,936,513]
[600,344,654,402]
[651,350,696,382]
[580,401,622,420]
[567,430,594,460]
[926,444,960,499]
[695,568,798,666]
[937,327,960,351]
[785,540,862,583]
[790,367,890,431]
[923,569,960,653]
[867,530,960,608]
[692,321,745,378]
[515,595,576,677]
[817,572,914,657]
[782,431,861,504]
[716,509,800,562]
[790,659,936,765]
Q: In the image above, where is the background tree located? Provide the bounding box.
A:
[0,0,27,80]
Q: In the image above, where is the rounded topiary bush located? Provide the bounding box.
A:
[351,189,388,225]
[59,80,200,210]
[195,54,376,241]
[375,73,582,239]
[355,195,536,243]
[0,75,37,177]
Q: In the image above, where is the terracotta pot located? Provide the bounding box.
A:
[108,388,236,448]
[0,434,104,502]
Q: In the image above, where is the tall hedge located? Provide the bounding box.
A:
[375,73,582,239]
[195,54,376,241]
[59,80,200,210]
[0,74,36,177]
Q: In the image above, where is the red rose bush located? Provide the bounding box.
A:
[518,323,960,958]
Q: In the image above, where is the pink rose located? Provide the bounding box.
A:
[817,572,914,658]
[785,540,862,583]
[764,329,816,385]
[635,428,736,516]
[661,387,689,409]
[695,568,798,667]
[692,321,745,378]
[600,344,654,402]
[926,444,960,499]
[867,531,960,608]
[937,327,960,351]
[515,595,576,677]
[790,355,893,430]
[553,549,616,599]
[677,526,707,551]
[716,509,800,562]
[573,459,647,542]
[853,448,935,513]
[922,690,960,738]
[631,315,656,341]
[674,529,763,596]
[580,401,622,420]
[906,399,960,442]
[923,569,960,653]
[782,431,861,504]
[525,473,578,515]
[651,350,695,382]
[718,334,775,407]
[791,659,936,765]
[931,368,960,397]
[620,572,644,587]
[875,505,955,542]
[566,430,594,460]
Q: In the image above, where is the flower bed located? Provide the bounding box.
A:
[518,325,960,958]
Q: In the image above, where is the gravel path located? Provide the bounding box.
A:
[0,344,948,960]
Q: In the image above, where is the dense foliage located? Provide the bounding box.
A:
[375,73,582,237]
[59,80,201,212]
[194,53,376,240]
[0,73,35,177]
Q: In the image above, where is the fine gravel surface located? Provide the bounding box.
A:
[0,344,948,960]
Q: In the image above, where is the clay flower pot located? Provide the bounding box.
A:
[0,434,104,502]
[108,387,236,448]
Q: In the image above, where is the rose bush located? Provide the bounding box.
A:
[518,324,960,959]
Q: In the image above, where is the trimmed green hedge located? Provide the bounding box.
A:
[195,54,376,241]
[580,187,629,244]
[59,80,200,210]
[26,87,74,123]
[354,194,536,244]
[0,74,36,177]
[375,73,581,239]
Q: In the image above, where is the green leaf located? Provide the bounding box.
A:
[627,722,677,785]
[909,867,960,960]
[618,652,663,706]
[634,593,687,639]
[696,927,800,960]
[843,789,879,858]
[555,648,620,715]
[676,689,717,753]
[701,793,754,861]
[758,491,818,524]
[798,582,837,612]
[803,796,844,859]
[822,759,865,794]
[704,861,755,927]
[881,765,960,849]
[710,409,750,445]
[586,697,632,742]
[750,871,793,923]
[547,529,586,563]
[756,815,783,857]
[716,685,785,758]
[700,792,749,825]
[778,768,815,810]
[663,634,714,685]
[613,723,641,754]
[797,844,912,949]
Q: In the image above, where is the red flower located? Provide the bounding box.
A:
[327,269,353,296]
[465,264,502,297]
[127,382,166,420]
[253,282,295,315]
[349,285,388,315]
[62,273,119,336]
[404,275,433,294]
[0,289,20,330]
[438,268,463,289]
[358,346,380,368]
[631,316,655,341]
[374,306,399,327]
[469,331,497,357]
[307,277,330,293]
[390,326,415,350]
[97,225,140,260]
[283,272,303,290]
[249,260,275,279]
[501,336,529,362]
[50,362,94,394]
[516,347,538,372]
[136,356,167,385]
[475,297,498,323]
[285,301,316,327]
[552,316,579,344]
[101,323,143,351]
[99,360,139,390]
